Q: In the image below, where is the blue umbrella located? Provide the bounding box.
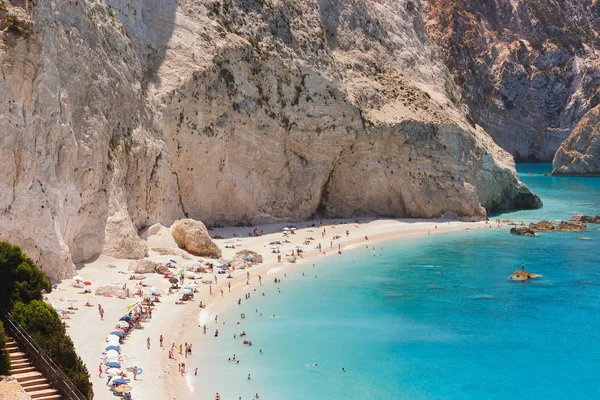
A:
[217,265,227,269]
[105,345,120,352]
[111,377,127,385]
[107,361,121,368]
[246,255,255,260]
[119,316,133,322]
[110,331,124,337]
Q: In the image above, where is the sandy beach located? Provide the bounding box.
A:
[46,217,492,400]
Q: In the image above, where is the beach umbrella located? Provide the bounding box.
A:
[144,295,156,301]
[110,330,124,337]
[111,377,127,385]
[105,368,122,377]
[185,283,199,288]
[169,277,179,284]
[107,361,121,368]
[119,316,134,322]
[106,334,121,342]
[180,289,192,295]
[246,255,255,260]
[114,385,133,393]
[83,281,92,286]
[150,287,160,293]
[105,345,120,352]
[72,275,84,281]
[169,259,178,263]
[283,227,290,231]
[178,268,186,276]
[105,350,119,358]
[217,265,227,269]
[115,321,129,328]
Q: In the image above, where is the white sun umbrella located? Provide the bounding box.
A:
[283,227,290,231]
[106,368,122,377]
[106,335,121,343]
[72,275,84,281]
[149,287,160,294]
[105,350,119,359]
[185,283,199,288]
[115,321,129,329]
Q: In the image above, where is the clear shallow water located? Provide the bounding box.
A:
[196,163,600,399]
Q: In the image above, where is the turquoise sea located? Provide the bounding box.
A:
[196,164,600,399]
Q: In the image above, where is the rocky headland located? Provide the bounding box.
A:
[424,0,600,162]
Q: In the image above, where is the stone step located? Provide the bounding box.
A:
[21,378,50,388]
[13,371,43,382]
[6,345,20,353]
[11,365,36,374]
[34,395,62,400]
[9,351,27,360]
[10,360,32,369]
[24,383,52,393]
[29,388,60,399]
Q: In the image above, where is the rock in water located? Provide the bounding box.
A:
[529,220,555,232]
[128,259,161,274]
[553,104,600,175]
[171,219,221,257]
[571,215,600,223]
[510,227,536,236]
[555,221,587,232]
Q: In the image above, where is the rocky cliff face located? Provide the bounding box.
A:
[0,0,540,280]
[424,0,600,161]
[553,104,600,175]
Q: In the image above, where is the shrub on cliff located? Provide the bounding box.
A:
[0,321,10,375]
[0,241,51,312]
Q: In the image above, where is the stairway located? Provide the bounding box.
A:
[6,337,62,400]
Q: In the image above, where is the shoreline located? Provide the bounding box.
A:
[162,218,490,400]
[46,217,494,400]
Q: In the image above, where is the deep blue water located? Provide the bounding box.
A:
[196,163,600,399]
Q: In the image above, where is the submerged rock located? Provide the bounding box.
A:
[529,220,555,232]
[510,227,536,236]
[171,219,221,257]
[555,221,587,231]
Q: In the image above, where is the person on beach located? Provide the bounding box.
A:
[521,264,525,271]
[215,393,220,400]
[215,329,219,337]
[98,363,102,378]
[179,344,183,354]
[203,325,207,334]
[133,366,137,380]
[248,373,251,380]
[221,289,224,297]
[160,335,163,347]
[99,308,104,321]
[147,337,150,349]
[195,367,198,376]
[210,285,213,295]
[228,282,231,292]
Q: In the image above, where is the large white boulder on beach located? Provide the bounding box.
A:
[128,259,161,274]
[95,285,127,297]
[171,219,221,257]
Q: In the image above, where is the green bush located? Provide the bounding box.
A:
[0,241,51,312]
[0,321,10,375]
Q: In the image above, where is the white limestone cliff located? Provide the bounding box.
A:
[0,0,540,280]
